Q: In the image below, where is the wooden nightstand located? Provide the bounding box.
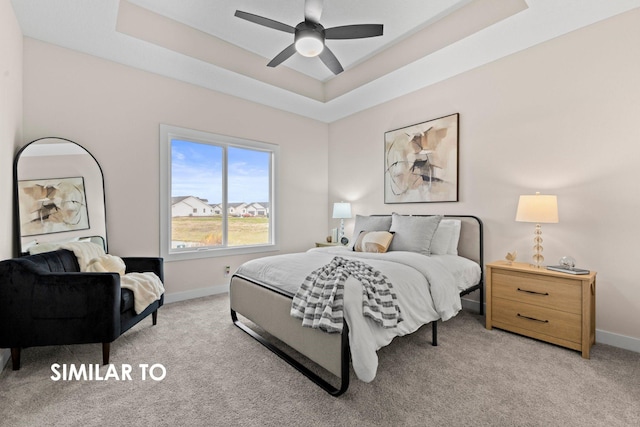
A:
[315,242,341,247]
[486,261,596,358]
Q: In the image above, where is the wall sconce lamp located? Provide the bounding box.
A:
[332,202,352,243]
[515,192,559,268]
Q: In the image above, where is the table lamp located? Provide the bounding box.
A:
[515,192,558,268]
[332,202,352,244]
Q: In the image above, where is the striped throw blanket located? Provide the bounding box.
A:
[290,256,403,333]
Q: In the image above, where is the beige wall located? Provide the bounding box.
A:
[328,9,640,345]
[22,39,329,297]
[0,0,23,371]
[0,0,23,259]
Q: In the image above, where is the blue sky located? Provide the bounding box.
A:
[171,139,270,204]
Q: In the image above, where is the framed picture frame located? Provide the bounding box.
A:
[384,113,459,203]
[17,176,90,237]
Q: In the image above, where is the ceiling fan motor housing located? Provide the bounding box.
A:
[294,21,325,57]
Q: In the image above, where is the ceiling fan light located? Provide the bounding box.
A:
[295,32,324,57]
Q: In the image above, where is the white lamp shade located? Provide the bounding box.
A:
[332,202,352,219]
[515,193,559,223]
[295,34,324,57]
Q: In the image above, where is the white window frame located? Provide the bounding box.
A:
[160,124,278,261]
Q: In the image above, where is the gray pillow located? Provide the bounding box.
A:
[389,214,442,255]
[349,215,392,249]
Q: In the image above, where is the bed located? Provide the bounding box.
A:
[230,214,483,396]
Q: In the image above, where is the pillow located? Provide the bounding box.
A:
[448,220,462,255]
[430,219,462,255]
[349,215,392,249]
[388,214,442,255]
[354,231,394,253]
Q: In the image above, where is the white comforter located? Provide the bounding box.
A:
[235,246,480,382]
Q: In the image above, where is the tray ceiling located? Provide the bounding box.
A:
[11,0,640,122]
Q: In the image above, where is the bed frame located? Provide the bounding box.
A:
[230,215,483,396]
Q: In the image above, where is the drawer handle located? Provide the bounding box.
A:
[517,313,549,323]
[517,288,549,296]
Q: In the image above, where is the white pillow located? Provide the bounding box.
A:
[431,219,462,255]
[448,220,462,255]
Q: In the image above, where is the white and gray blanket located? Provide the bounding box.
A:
[290,256,403,333]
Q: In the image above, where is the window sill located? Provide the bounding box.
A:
[162,243,280,262]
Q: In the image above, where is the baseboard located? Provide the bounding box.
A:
[461,296,483,313]
[163,283,229,304]
[596,329,640,353]
[1,348,9,371]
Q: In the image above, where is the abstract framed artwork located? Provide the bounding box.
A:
[384,113,459,203]
[18,176,90,237]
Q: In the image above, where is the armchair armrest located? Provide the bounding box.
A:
[32,272,121,320]
[122,257,164,282]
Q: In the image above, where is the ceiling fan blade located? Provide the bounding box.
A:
[234,10,295,34]
[319,46,344,75]
[304,0,324,24]
[267,43,297,68]
[325,24,383,40]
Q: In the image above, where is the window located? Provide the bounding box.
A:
[160,125,278,261]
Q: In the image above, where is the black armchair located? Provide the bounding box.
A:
[0,249,164,370]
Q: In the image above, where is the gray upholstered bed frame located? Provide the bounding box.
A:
[230,215,483,396]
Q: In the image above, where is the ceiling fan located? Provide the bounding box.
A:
[234,0,383,75]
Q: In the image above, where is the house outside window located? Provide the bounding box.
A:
[160,124,278,261]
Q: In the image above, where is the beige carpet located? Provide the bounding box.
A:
[1,294,638,427]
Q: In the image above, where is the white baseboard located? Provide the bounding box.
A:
[1,348,9,370]
[596,329,640,353]
[461,296,483,313]
[163,283,229,304]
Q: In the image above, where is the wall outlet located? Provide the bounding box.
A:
[224,265,231,277]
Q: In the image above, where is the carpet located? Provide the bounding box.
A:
[1,294,638,426]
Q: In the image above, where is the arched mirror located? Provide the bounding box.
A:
[14,137,107,255]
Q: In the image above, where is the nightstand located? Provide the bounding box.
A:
[315,242,341,247]
[485,261,596,358]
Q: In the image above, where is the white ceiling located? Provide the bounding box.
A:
[10,0,640,122]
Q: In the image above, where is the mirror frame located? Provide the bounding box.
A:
[13,137,108,255]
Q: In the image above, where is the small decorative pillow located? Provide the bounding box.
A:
[354,231,394,253]
[349,215,392,250]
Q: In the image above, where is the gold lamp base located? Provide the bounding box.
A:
[531,223,544,268]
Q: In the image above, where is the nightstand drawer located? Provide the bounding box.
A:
[492,297,581,344]
[492,271,581,314]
